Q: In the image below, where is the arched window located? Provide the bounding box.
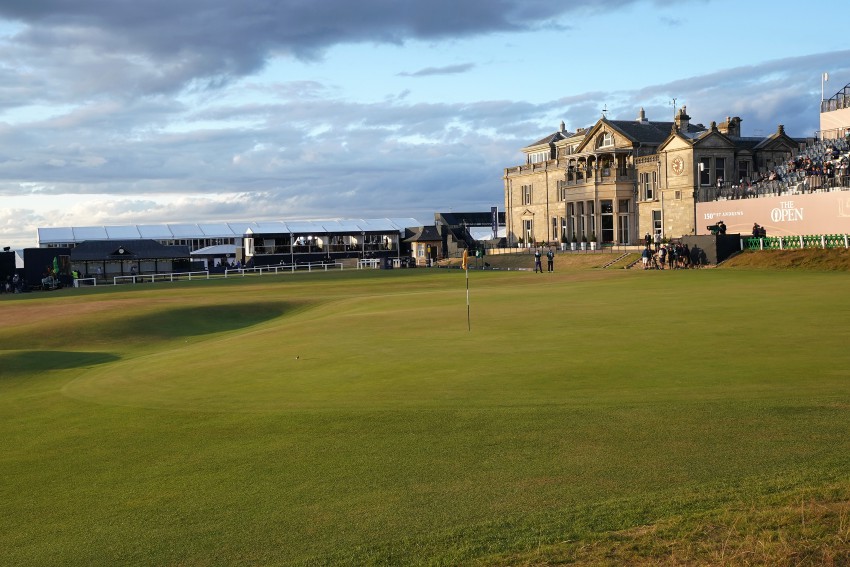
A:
[596,132,613,148]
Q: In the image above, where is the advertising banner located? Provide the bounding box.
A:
[696,191,850,236]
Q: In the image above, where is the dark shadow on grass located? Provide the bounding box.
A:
[0,350,121,377]
[108,301,292,341]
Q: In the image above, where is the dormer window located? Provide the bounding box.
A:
[596,132,613,148]
[528,151,549,164]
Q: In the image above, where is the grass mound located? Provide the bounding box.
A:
[439,251,620,270]
[495,487,850,566]
[0,350,121,377]
[109,301,292,341]
[721,248,850,271]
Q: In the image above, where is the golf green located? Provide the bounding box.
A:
[2,267,849,565]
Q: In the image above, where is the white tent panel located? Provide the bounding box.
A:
[104,225,142,239]
[73,226,110,240]
[229,222,257,236]
[285,221,325,234]
[38,227,75,243]
[325,219,364,233]
[138,225,174,239]
[252,221,288,233]
[360,219,399,232]
[168,224,202,237]
[387,218,425,230]
[198,223,238,237]
[191,244,238,255]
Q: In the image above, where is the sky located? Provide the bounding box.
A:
[1,0,849,248]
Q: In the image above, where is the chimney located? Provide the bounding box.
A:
[718,116,741,137]
[559,120,566,133]
[674,105,690,131]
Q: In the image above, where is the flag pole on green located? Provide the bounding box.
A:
[462,249,470,331]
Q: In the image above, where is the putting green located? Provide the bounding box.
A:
[3,268,850,565]
[56,269,850,415]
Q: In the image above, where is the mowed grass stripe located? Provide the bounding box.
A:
[1,268,850,565]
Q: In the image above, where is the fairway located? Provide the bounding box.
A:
[2,267,850,565]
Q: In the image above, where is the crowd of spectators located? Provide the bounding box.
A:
[783,142,850,185]
[640,241,705,270]
[707,137,850,201]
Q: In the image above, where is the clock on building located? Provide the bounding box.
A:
[671,156,685,176]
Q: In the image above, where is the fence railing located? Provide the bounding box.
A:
[109,263,346,286]
[113,270,211,285]
[224,262,344,277]
[741,234,850,251]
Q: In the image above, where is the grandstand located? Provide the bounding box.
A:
[698,136,850,202]
[696,137,850,237]
[820,79,850,140]
[36,218,424,253]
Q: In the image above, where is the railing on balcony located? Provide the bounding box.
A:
[566,167,636,185]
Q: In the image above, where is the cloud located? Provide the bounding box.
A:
[399,63,476,77]
[1,49,845,243]
[620,50,850,136]
[0,0,649,99]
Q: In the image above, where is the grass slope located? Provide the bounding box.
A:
[722,248,850,271]
[2,267,850,565]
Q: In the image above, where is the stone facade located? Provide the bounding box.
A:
[506,107,800,244]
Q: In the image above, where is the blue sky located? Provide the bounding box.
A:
[1,0,849,248]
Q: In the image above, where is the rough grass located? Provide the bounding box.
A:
[2,266,850,565]
[489,488,850,566]
[440,250,623,270]
[721,248,850,271]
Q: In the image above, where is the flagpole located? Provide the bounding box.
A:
[462,249,470,331]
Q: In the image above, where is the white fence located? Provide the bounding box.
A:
[357,258,381,269]
[224,261,344,277]
[100,262,346,287]
[113,270,211,285]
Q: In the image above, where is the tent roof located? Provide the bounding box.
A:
[39,218,427,245]
[191,244,238,256]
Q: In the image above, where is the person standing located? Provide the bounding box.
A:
[546,247,555,272]
[644,232,651,248]
[653,231,661,252]
[534,249,542,273]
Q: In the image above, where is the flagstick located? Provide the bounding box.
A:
[465,265,471,332]
[462,249,471,331]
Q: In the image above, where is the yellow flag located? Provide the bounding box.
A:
[462,249,468,270]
